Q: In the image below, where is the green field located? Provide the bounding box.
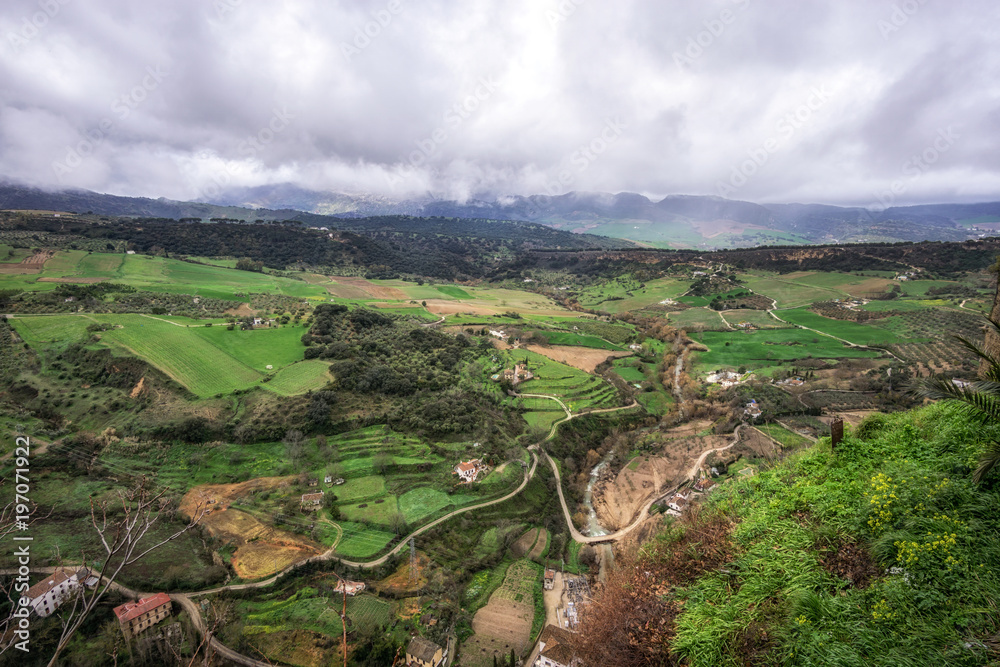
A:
[897,279,964,297]
[398,487,462,523]
[337,475,387,502]
[611,359,648,383]
[532,330,623,350]
[340,496,399,524]
[720,309,789,329]
[435,285,472,299]
[263,360,332,396]
[9,314,96,347]
[9,313,329,397]
[241,588,392,639]
[668,308,729,331]
[193,324,308,371]
[774,308,903,346]
[576,277,691,313]
[744,276,846,308]
[333,521,397,558]
[755,423,811,448]
[692,329,881,372]
[99,315,262,396]
[3,250,331,300]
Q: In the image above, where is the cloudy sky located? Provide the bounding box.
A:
[1,0,998,206]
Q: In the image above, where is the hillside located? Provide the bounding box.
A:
[580,403,1000,666]
[2,207,999,666]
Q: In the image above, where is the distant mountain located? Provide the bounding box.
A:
[2,180,998,249]
[202,185,1000,248]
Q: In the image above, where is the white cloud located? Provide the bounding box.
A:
[0,0,997,205]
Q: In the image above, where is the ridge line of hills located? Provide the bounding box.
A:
[3,181,1000,249]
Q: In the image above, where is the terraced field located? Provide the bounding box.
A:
[517,349,620,412]
[240,587,392,641]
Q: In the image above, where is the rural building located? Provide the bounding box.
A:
[952,378,972,389]
[694,478,715,492]
[544,569,556,590]
[454,459,487,483]
[534,624,583,667]
[333,580,365,596]
[27,568,86,618]
[489,329,508,340]
[667,493,689,513]
[113,592,172,638]
[308,479,318,487]
[744,400,762,418]
[324,474,333,484]
[301,491,324,509]
[252,317,264,326]
[405,636,445,667]
[706,370,741,388]
[502,368,516,382]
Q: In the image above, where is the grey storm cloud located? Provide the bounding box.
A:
[0,0,998,206]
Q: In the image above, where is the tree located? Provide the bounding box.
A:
[913,315,1000,483]
[389,511,408,536]
[43,477,205,666]
[284,429,305,462]
[373,451,394,474]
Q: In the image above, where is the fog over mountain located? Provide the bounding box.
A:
[1,1,998,207]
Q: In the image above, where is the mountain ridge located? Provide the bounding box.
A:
[2,180,999,249]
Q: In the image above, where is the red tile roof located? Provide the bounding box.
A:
[26,570,72,600]
[113,593,171,623]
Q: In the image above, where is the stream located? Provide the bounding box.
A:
[582,450,614,536]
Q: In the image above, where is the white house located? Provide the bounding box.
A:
[27,568,90,618]
[667,493,689,513]
[454,459,484,483]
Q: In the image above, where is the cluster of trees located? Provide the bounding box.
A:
[6,283,239,318]
[303,305,472,397]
